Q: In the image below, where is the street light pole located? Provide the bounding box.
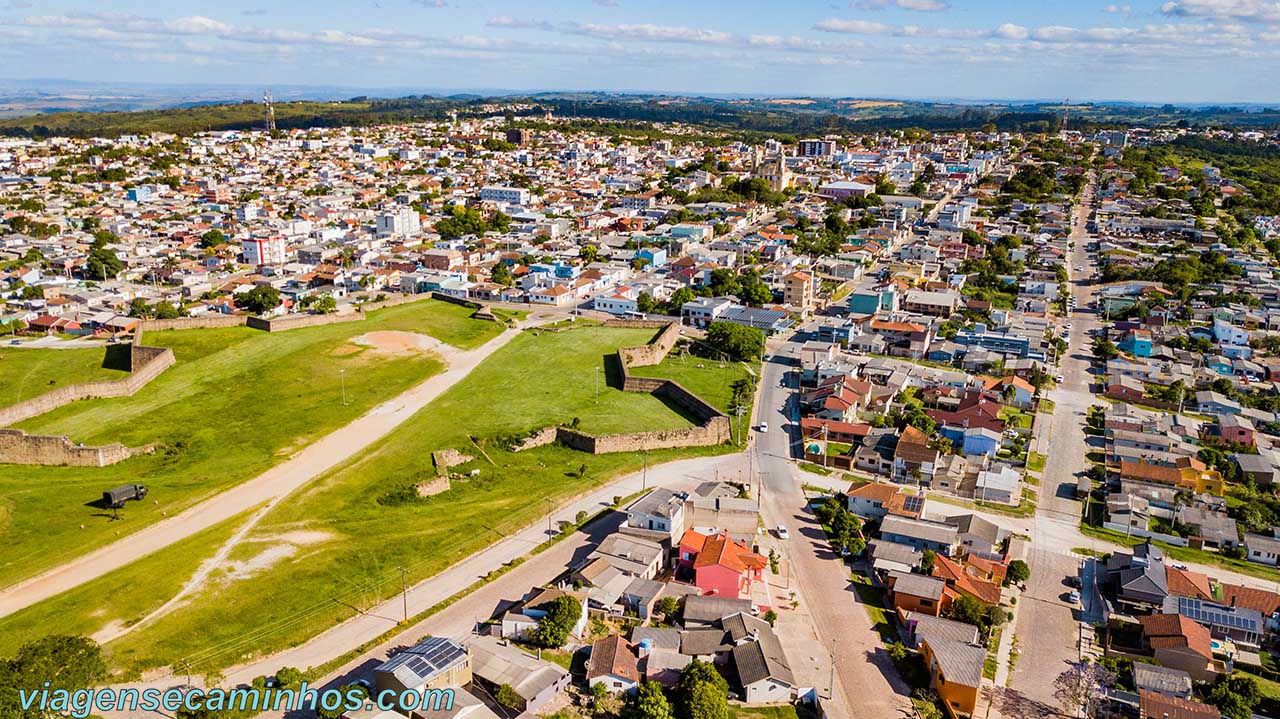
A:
[545,498,553,544]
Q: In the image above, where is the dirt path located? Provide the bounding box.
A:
[0,326,523,619]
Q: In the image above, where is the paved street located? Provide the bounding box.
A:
[754,351,913,719]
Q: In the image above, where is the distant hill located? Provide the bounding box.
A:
[1,91,1277,139]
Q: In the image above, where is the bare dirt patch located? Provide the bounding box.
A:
[351,331,446,356]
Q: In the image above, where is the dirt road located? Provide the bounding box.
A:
[0,327,522,619]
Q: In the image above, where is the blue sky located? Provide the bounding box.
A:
[0,0,1277,103]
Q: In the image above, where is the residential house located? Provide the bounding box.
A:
[624,488,687,544]
[1137,690,1220,719]
[587,635,641,694]
[731,623,796,704]
[879,516,960,556]
[468,637,571,714]
[678,530,767,599]
[373,637,471,698]
[1132,662,1192,700]
[846,481,926,520]
[886,571,948,616]
[919,634,986,718]
[1244,530,1280,566]
[1138,614,1219,682]
[894,425,940,484]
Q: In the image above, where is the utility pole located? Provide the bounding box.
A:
[180,658,192,689]
[545,498,553,544]
[398,567,409,622]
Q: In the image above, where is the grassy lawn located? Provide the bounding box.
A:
[797,462,833,476]
[0,511,252,671]
[45,325,740,675]
[628,351,760,416]
[929,489,1038,518]
[1027,452,1047,473]
[984,625,1003,680]
[998,408,1034,431]
[1079,523,1280,582]
[850,572,896,643]
[1037,399,1056,415]
[0,344,130,409]
[0,299,502,588]
[730,706,802,719]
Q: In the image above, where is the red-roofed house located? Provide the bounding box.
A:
[678,530,767,599]
[1139,613,1220,682]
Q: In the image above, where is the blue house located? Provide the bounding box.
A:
[848,288,897,315]
[936,426,1001,458]
[960,428,1001,458]
[1117,330,1153,358]
[637,247,668,267]
[552,262,581,280]
[126,186,153,202]
[1206,356,1233,376]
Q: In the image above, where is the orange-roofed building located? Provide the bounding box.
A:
[932,554,1003,606]
[678,529,767,599]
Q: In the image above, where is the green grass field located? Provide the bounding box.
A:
[628,351,759,416]
[0,345,130,409]
[0,511,252,670]
[1,324,743,675]
[0,300,502,587]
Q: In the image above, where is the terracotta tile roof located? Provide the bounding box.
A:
[1138,690,1219,719]
[587,635,640,683]
[693,533,767,574]
[1140,613,1212,660]
[1165,567,1213,601]
[932,554,1002,605]
[1218,583,1280,615]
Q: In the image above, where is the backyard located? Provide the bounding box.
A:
[0,299,502,587]
[0,323,746,676]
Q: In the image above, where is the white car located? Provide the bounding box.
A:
[1056,374,1065,383]
[776,526,790,540]
[758,422,769,433]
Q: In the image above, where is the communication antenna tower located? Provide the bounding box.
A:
[264,90,277,132]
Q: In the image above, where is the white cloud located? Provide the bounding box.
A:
[487,16,554,31]
[1161,0,1280,22]
[562,22,735,44]
[896,0,950,11]
[1104,4,1133,13]
[813,18,896,34]
[993,23,1029,39]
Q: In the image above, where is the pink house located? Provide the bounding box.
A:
[678,530,767,599]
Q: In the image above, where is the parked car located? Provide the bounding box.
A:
[776,526,790,540]
[1067,589,1081,604]
[758,422,769,433]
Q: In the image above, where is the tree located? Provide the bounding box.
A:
[0,635,107,719]
[317,683,368,719]
[128,297,152,318]
[491,261,513,286]
[1006,559,1030,586]
[677,661,728,719]
[637,292,658,314]
[1207,674,1260,719]
[200,229,226,249]
[665,287,696,314]
[494,683,523,710]
[273,666,303,688]
[762,609,778,626]
[580,244,599,264]
[1053,661,1115,719]
[153,300,183,319]
[705,321,764,361]
[84,246,123,280]
[1092,337,1119,361]
[635,681,674,719]
[237,285,281,315]
[530,595,582,648]
[312,295,338,314]
[683,682,727,719]
[654,596,681,618]
[920,549,937,575]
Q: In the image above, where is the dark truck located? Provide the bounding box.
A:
[102,484,148,508]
